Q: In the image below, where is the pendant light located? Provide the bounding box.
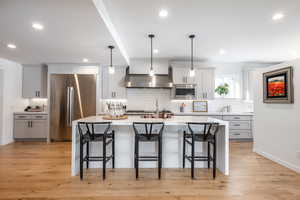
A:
[189,34,195,77]
[149,34,155,76]
[108,45,115,74]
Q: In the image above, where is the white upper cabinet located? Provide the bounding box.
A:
[102,66,127,99]
[172,65,215,100]
[173,67,195,84]
[22,65,47,98]
[195,68,215,100]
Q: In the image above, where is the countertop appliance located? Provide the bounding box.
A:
[174,84,196,99]
[50,74,96,141]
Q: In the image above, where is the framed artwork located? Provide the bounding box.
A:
[263,66,294,104]
[193,101,208,112]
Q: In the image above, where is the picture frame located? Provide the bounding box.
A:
[193,101,208,112]
[263,66,294,104]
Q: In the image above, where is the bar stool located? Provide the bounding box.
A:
[182,122,219,179]
[133,122,164,179]
[77,122,115,180]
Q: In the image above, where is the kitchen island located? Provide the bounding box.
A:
[71,115,229,176]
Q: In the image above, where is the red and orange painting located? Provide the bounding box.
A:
[267,75,286,97]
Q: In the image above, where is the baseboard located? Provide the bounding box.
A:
[253,148,300,174]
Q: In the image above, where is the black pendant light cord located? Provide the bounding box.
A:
[108,45,114,67]
[149,34,155,71]
[189,35,195,71]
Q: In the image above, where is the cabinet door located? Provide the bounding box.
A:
[202,69,215,99]
[22,65,47,98]
[173,67,189,84]
[195,69,204,99]
[196,69,215,99]
[102,66,126,99]
[30,120,47,138]
[113,67,126,99]
[14,120,31,139]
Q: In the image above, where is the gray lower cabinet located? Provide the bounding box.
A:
[174,113,253,140]
[14,113,48,140]
[222,115,253,140]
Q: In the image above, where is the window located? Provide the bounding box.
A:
[215,74,241,98]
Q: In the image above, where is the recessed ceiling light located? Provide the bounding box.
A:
[82,58,88,63]
[272,13,284,21]
[159,9,168,18]
[7,44,16,49]
[219,49,226,55]
[32,23,44,30]
[153,49,159,54]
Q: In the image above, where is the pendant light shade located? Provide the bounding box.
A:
[108,45,115,74]
[149,34,155,76]
[189,34,195,77]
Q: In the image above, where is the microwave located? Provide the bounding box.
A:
[174,84,196,99]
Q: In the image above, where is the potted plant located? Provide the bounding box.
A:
[215,83,229,97]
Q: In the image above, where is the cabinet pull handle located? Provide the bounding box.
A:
[233,133,240,135]
[27,121,30,128]
[31,121,33,127]
[234,124,240,126]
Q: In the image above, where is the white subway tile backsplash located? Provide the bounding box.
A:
[104,88,253,113]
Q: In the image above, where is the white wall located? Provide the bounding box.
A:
[0,59,28,145]
[0,69,3,144]
[253,58,300,173]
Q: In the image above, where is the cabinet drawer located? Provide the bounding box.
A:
[223,115,252,121]
[14,114,47,120]
[209,115,223,120]
[229,121,251,130]
[32,115,47,120]
[230,130,252,139]
[14,115,31,120]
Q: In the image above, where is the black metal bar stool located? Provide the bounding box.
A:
[133,122,164,179]
[77,122,115,180]
[183,122,219,179]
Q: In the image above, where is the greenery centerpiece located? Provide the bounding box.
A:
[215,83,229,97]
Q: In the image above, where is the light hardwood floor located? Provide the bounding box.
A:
[0,141,299,200]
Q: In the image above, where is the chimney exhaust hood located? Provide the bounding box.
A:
[125,66,173,89]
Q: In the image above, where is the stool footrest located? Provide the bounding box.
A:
[185,155,213,162]
[136,156,159,162]
[84,155,113,162]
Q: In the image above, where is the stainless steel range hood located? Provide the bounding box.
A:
[125,66,173,89]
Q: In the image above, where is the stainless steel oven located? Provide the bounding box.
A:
[174,84,196,99]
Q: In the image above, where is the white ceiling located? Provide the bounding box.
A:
[0,0,127,65]
[0,0,299,65]
[103,0,300,62]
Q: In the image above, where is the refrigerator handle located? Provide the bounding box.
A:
[67,87,74,127]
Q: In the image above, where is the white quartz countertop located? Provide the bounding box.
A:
[174,112,254,116]
[14,112,48,115]
[74,115,228,126]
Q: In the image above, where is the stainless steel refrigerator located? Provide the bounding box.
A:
[50,74,96,141]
